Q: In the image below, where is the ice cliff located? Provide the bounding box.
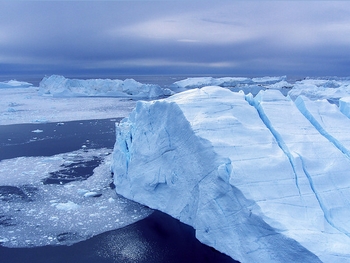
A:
[111,86,350,263]
[38,75,173,98]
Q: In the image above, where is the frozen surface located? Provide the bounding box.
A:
[39,75,173,99]
[295,96,350,158]
[0,148,152,248]
[111,86,350,263]
[0,87,136,125]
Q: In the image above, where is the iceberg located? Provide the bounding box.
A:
[38,75,173,99]
[111,86,350,263]
[169,76,350,102]
[169,76,287,94]
[288,78,350,102]
[0,80,33,89]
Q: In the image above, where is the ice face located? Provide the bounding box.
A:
[0,148,152,248]
[339,97,350,119]
[111,86,350,263]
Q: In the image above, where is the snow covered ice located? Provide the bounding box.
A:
[111,85,350,263]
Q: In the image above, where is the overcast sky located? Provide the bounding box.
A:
[1,1,350,82]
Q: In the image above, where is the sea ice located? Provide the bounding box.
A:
[31,129,43,133]
[0,86,136,125]
[111,86,350,263]
[0,148,152,248]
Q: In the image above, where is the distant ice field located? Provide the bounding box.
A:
[0,86,136,125]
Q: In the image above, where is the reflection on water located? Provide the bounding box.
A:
[0,211,238,263]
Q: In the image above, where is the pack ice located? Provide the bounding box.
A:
[0,149,151,247]
[111,86,350,263]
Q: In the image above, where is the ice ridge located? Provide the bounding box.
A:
[38,75,173,98]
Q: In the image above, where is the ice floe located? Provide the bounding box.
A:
[0,148,152,248]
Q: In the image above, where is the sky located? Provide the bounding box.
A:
[1,0,350,83]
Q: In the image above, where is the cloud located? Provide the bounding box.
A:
[1,1,350,81]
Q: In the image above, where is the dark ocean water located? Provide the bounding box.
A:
[0,119,239,263]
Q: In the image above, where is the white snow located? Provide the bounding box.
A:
[0,148,152,247]
[38,75,173,99]
[111,86,350,263]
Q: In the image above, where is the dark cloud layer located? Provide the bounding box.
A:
[1,1,350,82]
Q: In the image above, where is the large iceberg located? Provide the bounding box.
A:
[111,86,350,263]
[0,80,33,89]
[286,78,350,103]
[169,76,289,95]
[38,75,173,99]
[169,76,350,102]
